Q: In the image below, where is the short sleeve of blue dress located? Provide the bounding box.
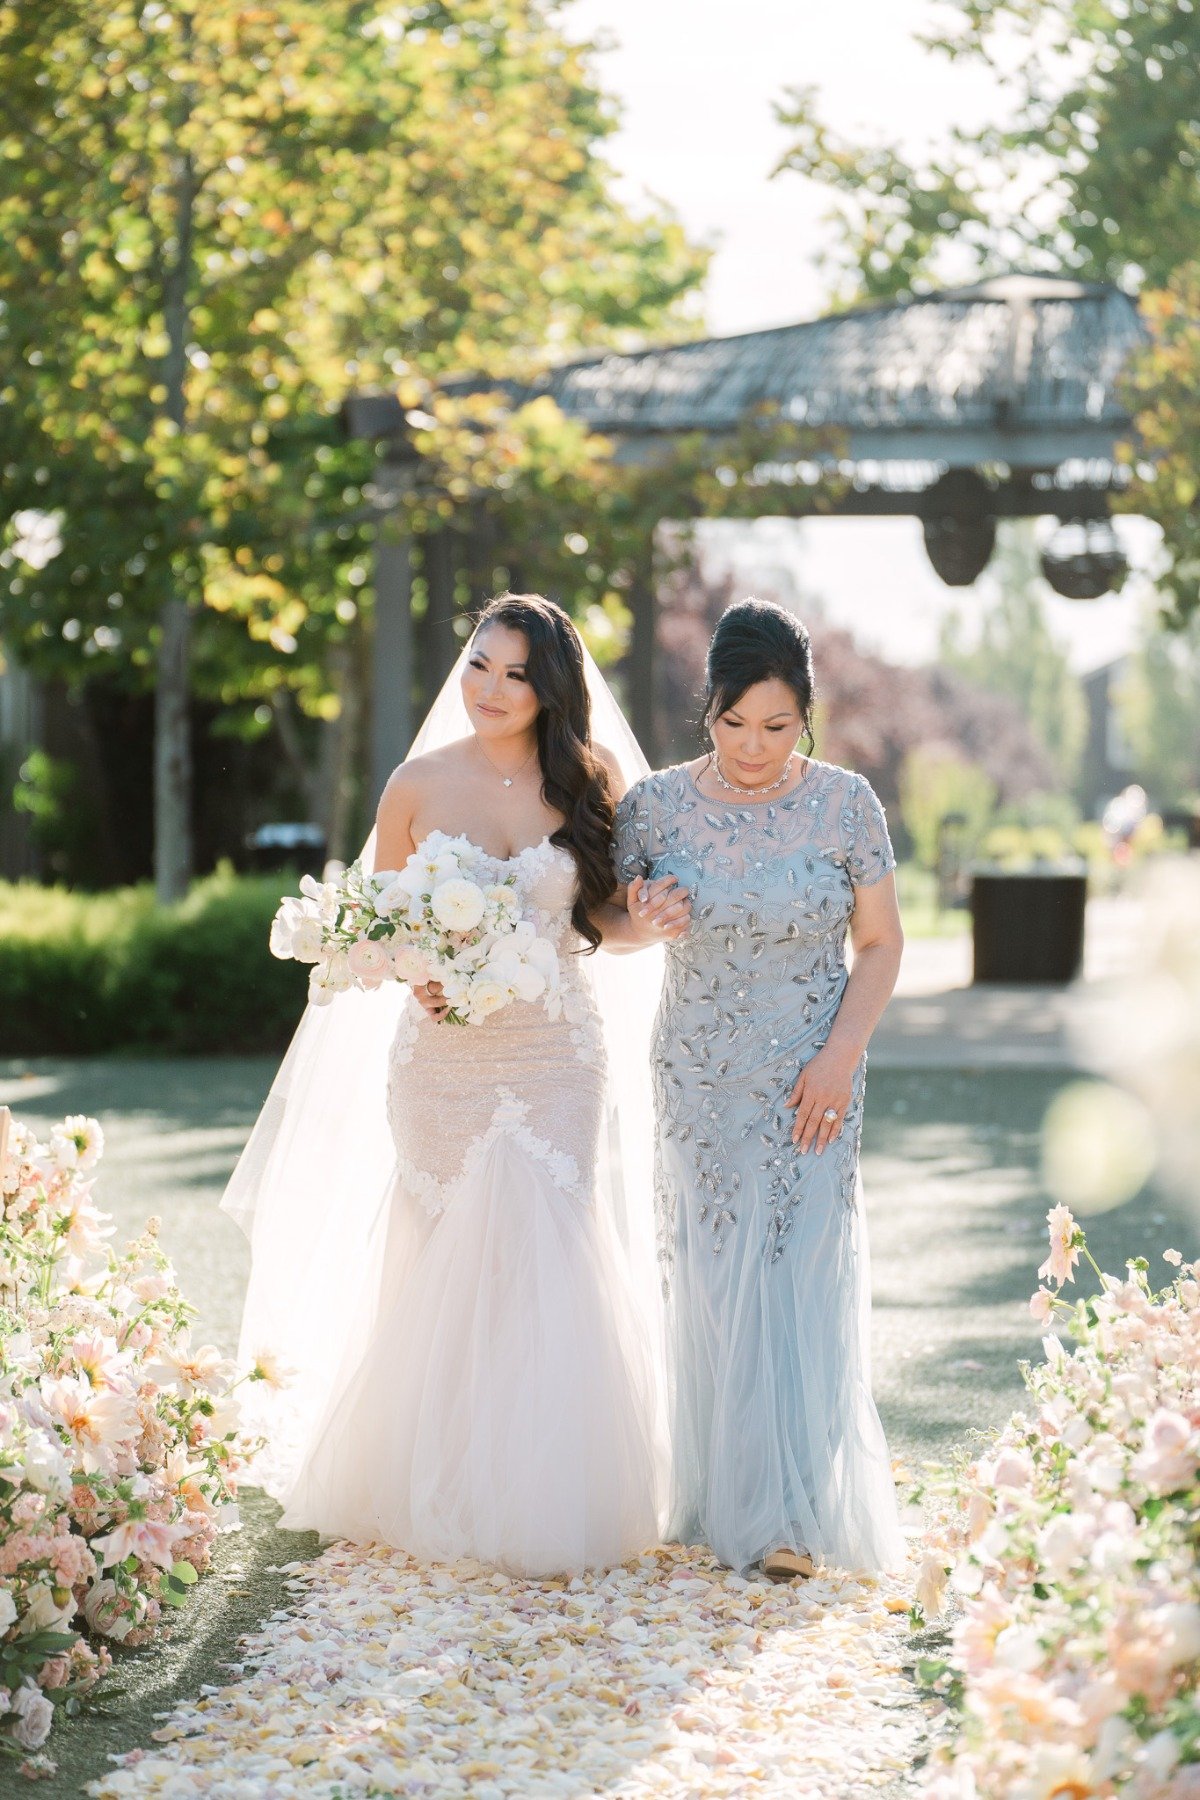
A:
[612,781,654,886]
[845,775,896,889]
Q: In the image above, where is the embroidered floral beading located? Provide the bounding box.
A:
[613,761,894,1270]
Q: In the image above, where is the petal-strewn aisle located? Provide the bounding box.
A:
[89,1541,928,1799]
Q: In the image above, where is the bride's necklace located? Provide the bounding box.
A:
[710,752,798,798]
[474,734,539,789]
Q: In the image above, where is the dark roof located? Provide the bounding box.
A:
[521,276,1146,436]
[342,275,1147,461]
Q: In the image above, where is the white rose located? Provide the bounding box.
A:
[484,883,520,914]
[430,878,487,933]
[10,1681,53,1751]
[465,979,511,1022]
[374,875,413,917]
[0,1586,17,1632]
[289,916,325,964]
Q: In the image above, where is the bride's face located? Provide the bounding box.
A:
[462,623,541,741]
[709,677,803,786]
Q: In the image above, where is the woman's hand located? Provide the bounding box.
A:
[787,1047,856,1153]
[412,979,450,1022]
[625,874,691,945]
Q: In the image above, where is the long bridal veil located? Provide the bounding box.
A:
[221,642,667,1514]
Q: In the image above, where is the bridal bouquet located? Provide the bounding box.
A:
[270,831,561,1025]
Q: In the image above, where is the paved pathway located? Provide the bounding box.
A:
[4,894,1178,1797]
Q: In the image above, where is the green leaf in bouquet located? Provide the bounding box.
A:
[5,1629,79,1657]
[169,1559,199,1585]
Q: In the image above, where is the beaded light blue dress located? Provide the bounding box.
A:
[614,759,906,1574]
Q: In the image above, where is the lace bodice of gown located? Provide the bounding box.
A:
[387,833,606,1217]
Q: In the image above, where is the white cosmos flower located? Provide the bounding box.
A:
[430,878,487,932]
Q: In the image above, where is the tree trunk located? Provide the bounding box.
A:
[154,28,197,902]
[154,596,193,902]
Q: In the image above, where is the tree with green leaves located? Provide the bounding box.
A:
[775,0,1200,301]
[1117,607,1200,809]
[774,0,1200,620]
[938,524,1088,790]
[0,1,704,896]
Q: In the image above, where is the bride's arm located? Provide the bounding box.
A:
[593,744,691,952]
[375,767,451,1021]
[373,766,419,872]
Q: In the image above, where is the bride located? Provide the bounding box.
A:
[222,593,682,1578]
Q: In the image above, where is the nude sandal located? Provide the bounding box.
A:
[762,1547,816,1582]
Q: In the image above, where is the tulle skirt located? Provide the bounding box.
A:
[279,1102,663,1578]
[665,1159,905,1576]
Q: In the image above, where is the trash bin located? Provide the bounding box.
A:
[246,823,328,876]
[970,867,1088,984]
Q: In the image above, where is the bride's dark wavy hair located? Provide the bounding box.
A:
[470,593,616,952]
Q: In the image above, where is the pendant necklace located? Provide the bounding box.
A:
[710,752,798,798]
[475,736,539,789]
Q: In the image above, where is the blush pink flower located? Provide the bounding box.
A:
[90,1515,186,1573]
[1038,1204,1081,1289]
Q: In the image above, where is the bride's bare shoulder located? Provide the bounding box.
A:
[378,737,474,816]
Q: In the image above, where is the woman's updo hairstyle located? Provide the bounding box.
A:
[703,597,816,753]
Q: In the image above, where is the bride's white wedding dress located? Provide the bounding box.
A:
[223,647,666,1579]
[258,837,663,1577]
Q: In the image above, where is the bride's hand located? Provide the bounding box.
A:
[412,979,450,1022]
[626,875,691,944]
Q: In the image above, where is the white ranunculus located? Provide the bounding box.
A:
[391,944,429,983]
[347,939,392,986]
[430,878,487,932]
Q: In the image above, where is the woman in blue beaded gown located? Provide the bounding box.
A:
[613,599,906,1579]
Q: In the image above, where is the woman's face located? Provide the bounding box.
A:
[461,623,541,741]
[709,677,804,787]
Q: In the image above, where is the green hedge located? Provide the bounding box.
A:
[0,868,310,1055]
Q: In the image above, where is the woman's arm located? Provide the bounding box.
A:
[592,744,691,952]
[596,876,691,952]
[375,767,454,1021]
[786,872,904,1152]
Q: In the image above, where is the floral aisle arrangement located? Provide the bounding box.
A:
[0,1107,267,1765]
[270,831,562,1024]
[913,1208,1199,1799]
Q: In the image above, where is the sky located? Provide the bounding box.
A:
[565,0,1155,673]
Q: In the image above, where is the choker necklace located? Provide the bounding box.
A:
[710,752,799,797]
[474,735,539,789]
